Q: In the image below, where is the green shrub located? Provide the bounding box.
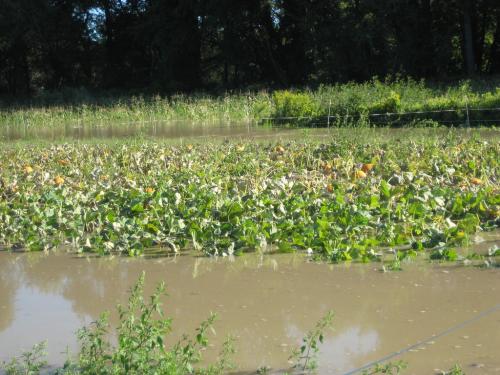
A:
[480,88,500,108]
[251,94,273,119]
[366,91,401,113]
[272,90,320,118]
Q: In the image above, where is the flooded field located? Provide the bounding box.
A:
[1,126,498,374]
[0,122,275,142]
[1,122,499,143]
[1,236,499,374]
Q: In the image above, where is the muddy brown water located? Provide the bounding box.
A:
[0,123,276,141]
[1,122,499,142]
[0,231,499,374]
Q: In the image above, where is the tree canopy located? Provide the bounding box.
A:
[0,0,499,95]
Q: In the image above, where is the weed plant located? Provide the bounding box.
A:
[290,311,334,371]
[1,273,234,375]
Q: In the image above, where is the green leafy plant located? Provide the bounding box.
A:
[430,248,459,261]
[74,272,234,374]
[272,90,319,119]
[367,91,401,114]
[383,249,415,272]
[1,341,48,375]
[290,310,334,372]
[442,364,466,375]
[2,273,235,375]
[362,360,408,374]
[487,245,500,257]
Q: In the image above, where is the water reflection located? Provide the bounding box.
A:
[286,324,379,373]
[0,287,90,361]
[0,251,499,373]
[0,123,290,142]
[0,263,18,332]
[2,122,497,142]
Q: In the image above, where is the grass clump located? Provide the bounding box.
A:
[366,91,401,114]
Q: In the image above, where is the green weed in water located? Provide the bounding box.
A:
[0,273,234,375]
[1,341,48,375]
[362,360,408,375]
[441,364,466,375]
[290,310,334,372]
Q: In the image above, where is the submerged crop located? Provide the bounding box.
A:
[0,131,498,261]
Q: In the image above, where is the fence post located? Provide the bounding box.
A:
[327,99,332,128]
[465,98,470,128]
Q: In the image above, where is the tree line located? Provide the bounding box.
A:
[0,0,499,96]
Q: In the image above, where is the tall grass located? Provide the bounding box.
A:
[312,77,500,114]
[1,77,499,128]
[0,92,273,128]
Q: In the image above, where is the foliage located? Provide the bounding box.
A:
[0,92,274,128]
[365,92,402,114]
[73,272,234,374]
[430,248,459,261]
[272,90,320,118]
[442,364,466,375]
[1,78,500,128]
[290,311,334,372]
[362,361,408,375]
[0,130,498,261]
[1,1,500,96]
[1,341,48,375]
[1,274,234,375]
[270,78,500,125]
[487,245,500,257]
[382,250,416,272]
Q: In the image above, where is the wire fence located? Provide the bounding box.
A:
[261,107,500,127]
[1,107,499,135]
[343,302,500,375]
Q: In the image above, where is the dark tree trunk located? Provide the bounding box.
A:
[419,0,435,76]
[490,8,500,73]
[280,0,309,84]
[258,1,288,86]
[461,0,476,75]
[8,40,31,95]
[474,8,486,71]
[223,61,228,86]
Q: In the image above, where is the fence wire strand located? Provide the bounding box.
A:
[261,107,500,126]
[343,302,500,375]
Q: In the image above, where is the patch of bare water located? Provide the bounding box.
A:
[1,122,498,142]
[1,243,499,374]
[0,122,273,141]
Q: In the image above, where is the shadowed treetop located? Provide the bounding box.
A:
[0,0,499,96]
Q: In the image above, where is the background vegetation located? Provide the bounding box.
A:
[0,0,499,98]
[1,78,499,128]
